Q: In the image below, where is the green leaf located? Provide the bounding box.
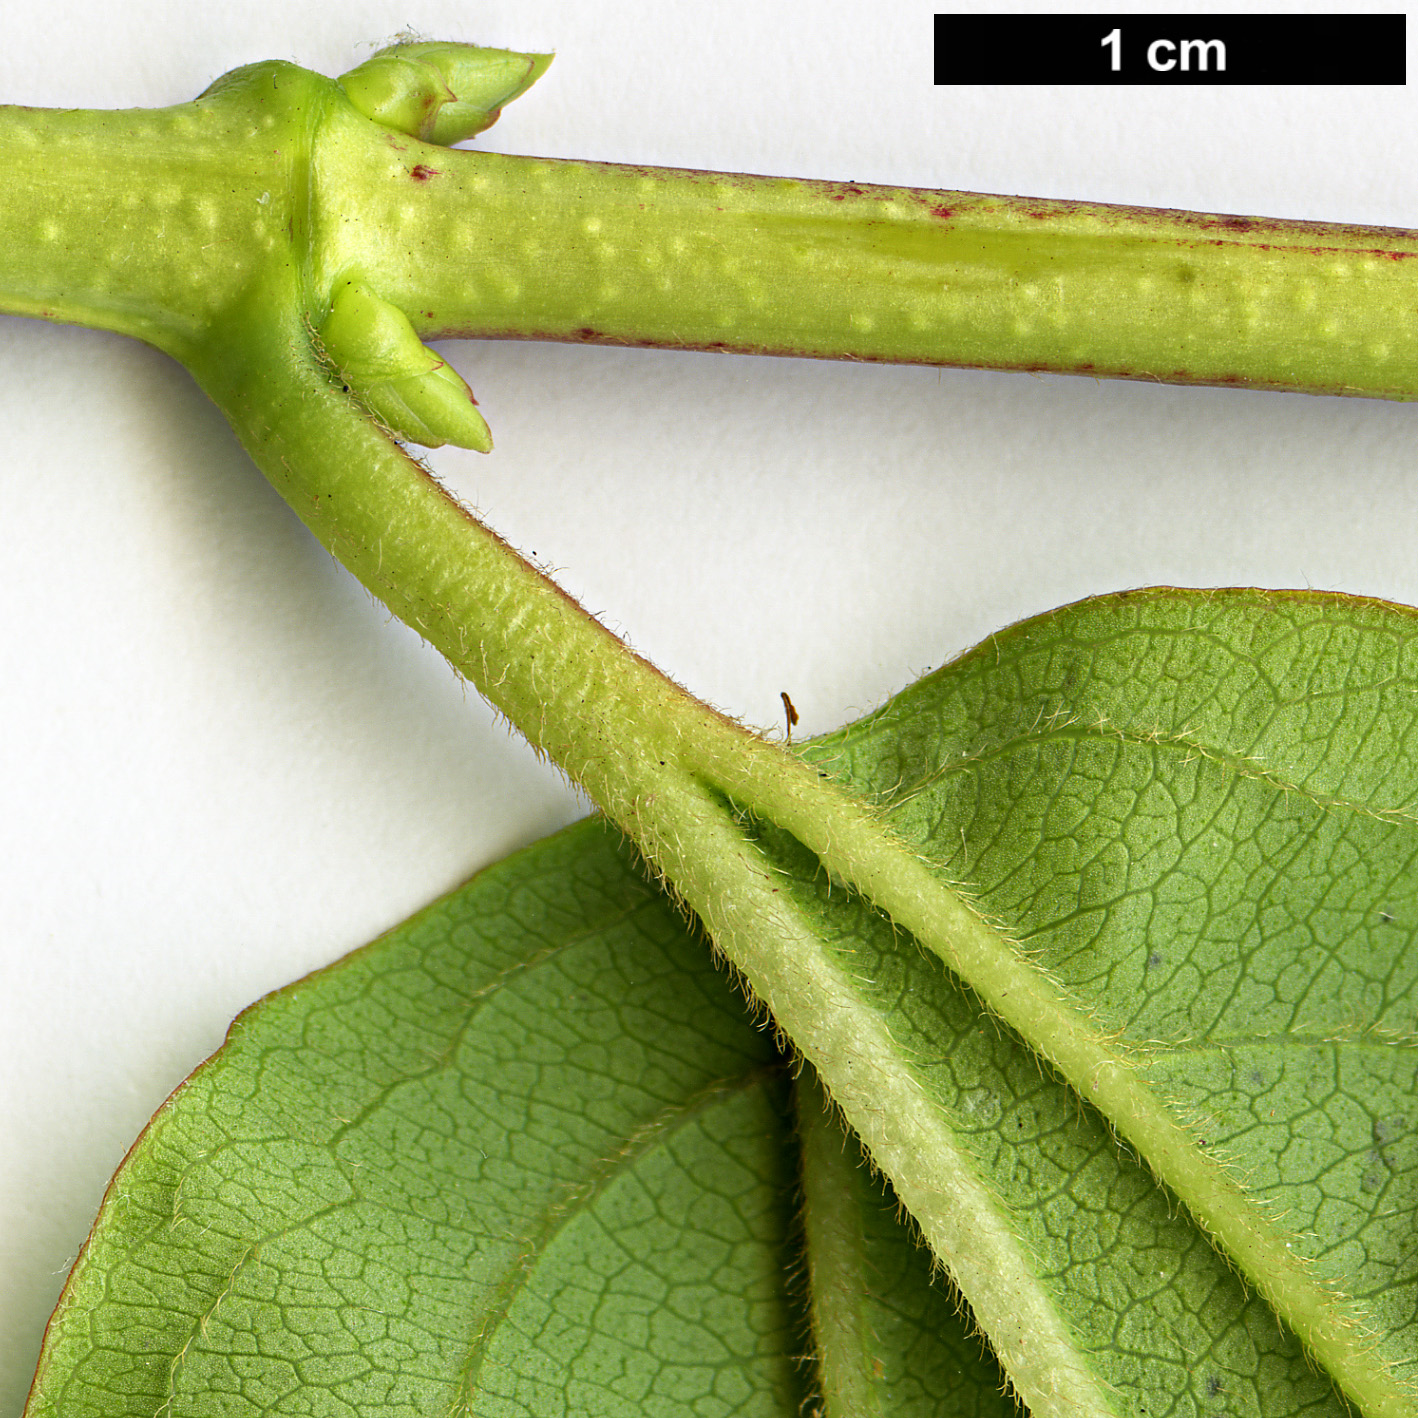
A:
[24,816,996,1417]
[27,587,1418,1417]
[23,821,783,1418]
[785,586,1418,1415]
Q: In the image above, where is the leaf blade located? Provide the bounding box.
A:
[25,821,812,1418]
[797,587,1418,1412]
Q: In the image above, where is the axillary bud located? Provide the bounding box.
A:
[338,42,553,146]
[321,280,493,452]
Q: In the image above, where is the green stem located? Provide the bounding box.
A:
[318,113,1418,398]
[0,65,318,358]
[9,64,1418,400]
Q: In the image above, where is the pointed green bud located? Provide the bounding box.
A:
[321,280,493,452]
[338,42,552,145]
[369,360,495,453]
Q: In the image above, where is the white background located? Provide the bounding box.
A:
[2,1,1415,1408]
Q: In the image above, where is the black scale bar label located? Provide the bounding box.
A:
[934,14,1406,85]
